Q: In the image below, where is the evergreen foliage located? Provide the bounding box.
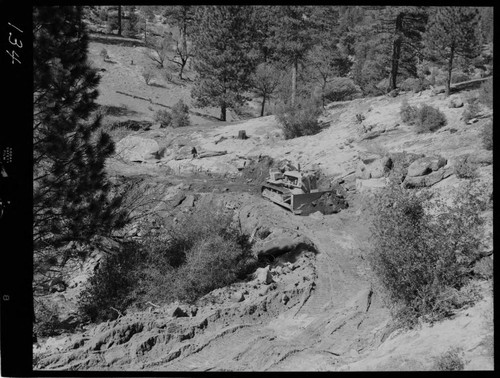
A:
[424,7,482,96]
[275,98,323,139]
[267,6,321,105]
[171,99,191,127]
[191,6,257,121]
[369,182,487,327]
[33,6,127,249]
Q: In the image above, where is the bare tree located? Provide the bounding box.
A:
[145,36,169,68]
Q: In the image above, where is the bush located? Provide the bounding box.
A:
[432,347,466,371]
[399,77,430,93]
[480,121,493,150]
[34,301,64,338]
[451,71,470,84]
[275,98,323,139]
[171,99,191,128]
[78,203,256,321]
[478,78,493,109]
[461,97,481,123]
[323,77,361,103]
[369,181,487,328]
[414,104,447,133]
[100,48,109,61]
[141,67,155,85]
[78,240,144,323]
[355,113,365,124]
[154,109,172,128]
[400,99,418,125]
[454,157,478,180]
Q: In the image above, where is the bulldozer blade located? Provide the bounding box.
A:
[291,191,331,215]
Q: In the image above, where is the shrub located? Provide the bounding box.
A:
[399,77,430,93]
[478,78,493,109]
[171,99,191,128]
[462,97,481,123]
[480,121,493,150]
[141,67,155,85]
[369,181,487,328]
[323,77,361,103]
[355,113,365,124]
[78,240,144,323]
[154,109,172,128]
[451,71,470,84]
[400,99,418,125]
[100,48,109,61]
[414,104,447,133]
[34,300,63,338]
[79,203,256,321]
[275,98,323,139]
[432,347,466,371]
[454,157,478,180]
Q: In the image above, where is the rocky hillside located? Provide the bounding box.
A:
[33,38,493,371]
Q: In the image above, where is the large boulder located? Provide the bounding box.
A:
[115,136,160,162]
[448,96,464,108]
[407,156,447,177]
[254,266,274,285]
[356,154,393,179]
[402,166,453,188]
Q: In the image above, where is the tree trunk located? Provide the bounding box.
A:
[389,13,404,91]
[179,62,185,80]
[291,58,298,107]
[446,44,455,97]
[117,5,122,36]
[260,93,266,117]
[180,21,188,80]
[220,104,226,121]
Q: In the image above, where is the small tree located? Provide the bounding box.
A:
[154,109,172,128]
[424,7,481,96]
[145,36,169,68]
[171,99,191,127]
[163,6,196,80]
[251,63,282,117]
[141,67,155,85]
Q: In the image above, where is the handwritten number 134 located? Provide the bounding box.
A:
[6,22,23,64]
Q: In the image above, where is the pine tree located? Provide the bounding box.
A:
[424,7,481,96]
[33,6,126,249]
[268,6,320,106]
[378,7,428,91]
[190,6,257,121]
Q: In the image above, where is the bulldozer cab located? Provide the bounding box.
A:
[300,173,318,193]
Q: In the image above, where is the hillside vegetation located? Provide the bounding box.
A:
[31,5,493,372]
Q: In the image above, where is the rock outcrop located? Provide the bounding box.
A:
[356,153,393,180]
[116,136,161,162]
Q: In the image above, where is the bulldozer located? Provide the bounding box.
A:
[261,167,348,215]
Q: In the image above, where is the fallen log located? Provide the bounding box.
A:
[198,150,228,158]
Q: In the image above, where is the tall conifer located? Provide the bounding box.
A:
[424,7,481,96]
[190,6,256,121]
[33,6,126,249]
